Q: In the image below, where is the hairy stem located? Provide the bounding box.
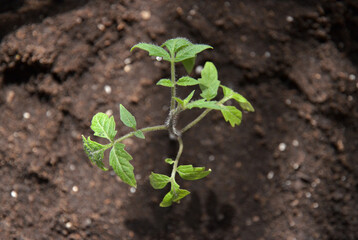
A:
[114,125,167,143]
[170,136,183,192]
[170,60,176,111]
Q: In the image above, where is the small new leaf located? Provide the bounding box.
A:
[149,172,170,189]
[186,99,222,110]
[183,90,195,106]
[198,62,220,100]
[131,43,170,61]
[82,136,109,171]
[160,191,173,207]
[165,158,174,165]
[221,85,255,112]
[221,105,242,127]
[157,79,174,87]
[109,142,137,187]
[177,76,199,86]
[181,57,196,74]
[177,165,211,180]
[134,130,145,139]
[91,113,117,141]
[119,104,137,130]
[174,97,185,108]
[161,38,192,56]
[175,44,213,62]
[172,189,191,202]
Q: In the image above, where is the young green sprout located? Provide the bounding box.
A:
[82,37,254,207]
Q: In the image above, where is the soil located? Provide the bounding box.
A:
[1,0,358,239]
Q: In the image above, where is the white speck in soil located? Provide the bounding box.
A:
[130,187,136,193]
[312,202,319,209]
[23,112,30,119]
[72,186,79,193]
[292,139,299,147]
[285,99,291,105]
[69,164,76,171]
[189,9,196,16]
[156,56,162,61]
[195,65,203,74]
[348,74,356,81]
[11,190,17,198]
[292,163,300,170]
[252,216,260,222]
[305,192,312,198]
[124,58,131,65]
[264,51,271,58]
[286,16,294,22]
[97,23,105,31]
[140,10,151,20]
[105,109,113,116]
[46,110,52,117]
[250,51,256,57]
[124,65,131,72]
[91,84,98,90]
[65,222,73,229]
[341,176,347,181]
[285,180,291,186]
[348,95,353,102]
[267,171,274,180]
[209,155,215,162]
[278,142,287,151]
[135,174,142,180]
[104,85,112,94]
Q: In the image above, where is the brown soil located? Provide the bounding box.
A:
[1,0,358,239]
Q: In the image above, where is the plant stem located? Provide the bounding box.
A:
[181,97,230,134]
[114,125,167,143]
[170,136,183,192]
[170,60,176,111]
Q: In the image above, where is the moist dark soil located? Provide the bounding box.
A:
[1,0,358,239]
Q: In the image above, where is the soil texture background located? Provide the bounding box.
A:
[1,0,358,239]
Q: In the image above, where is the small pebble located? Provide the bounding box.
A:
[208,155,215,162]
[104,85,112,94]
[341,176,346,181]
[252,216,260,222]
[292,139,299,147]
[267,171,274,180]
[140,10,151,20]
[11,190,17,198]
[105,109,113,116]
[97,24,105,31]
[124,65,131,72]
[312,202,319,208]
[278,142,287,152]
[23,112,31,119]
[156,56,162,61]
[72,186,79,193]
[286,16,294,22]
[124,58,131,65]
[348,95,353,102]
[195,65,203,74]
[69,164,76,171]
[224,1,231,7]
[264,51,271,58]
[65,222,73,229]
[130,187,136,193]
[292,163,300,170]
[285,99,291,105]
[6,90,15,103]
[348,74,356,81]
[250,51,256,57]
[285,180,291,186]
[305,192,312,198]
[46,110,52,117]
[189,9,196,16]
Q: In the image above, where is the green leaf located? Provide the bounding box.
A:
[221,85,255,112]
[131,43,170,61]
[109,142,137,187]
[160,191,173,207]
[174,97,185,108]
[182,57,196,74]
[119,104,137,130]
[165,158,174,165]
[183,90,195,106]
[91,113,117,141]
[221,106,242,127]
[134,130,145,139]
[198,62,220,100]
[177,76,199,86]
[161,38,192,56]
[232,93,255,112]
[177,165,211,180]
[172,189,191,202]
[149,172,171,189]
[156,79,174,87]
[175,44,213,62]
[186,99,222,110]
[82,136,109,171]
